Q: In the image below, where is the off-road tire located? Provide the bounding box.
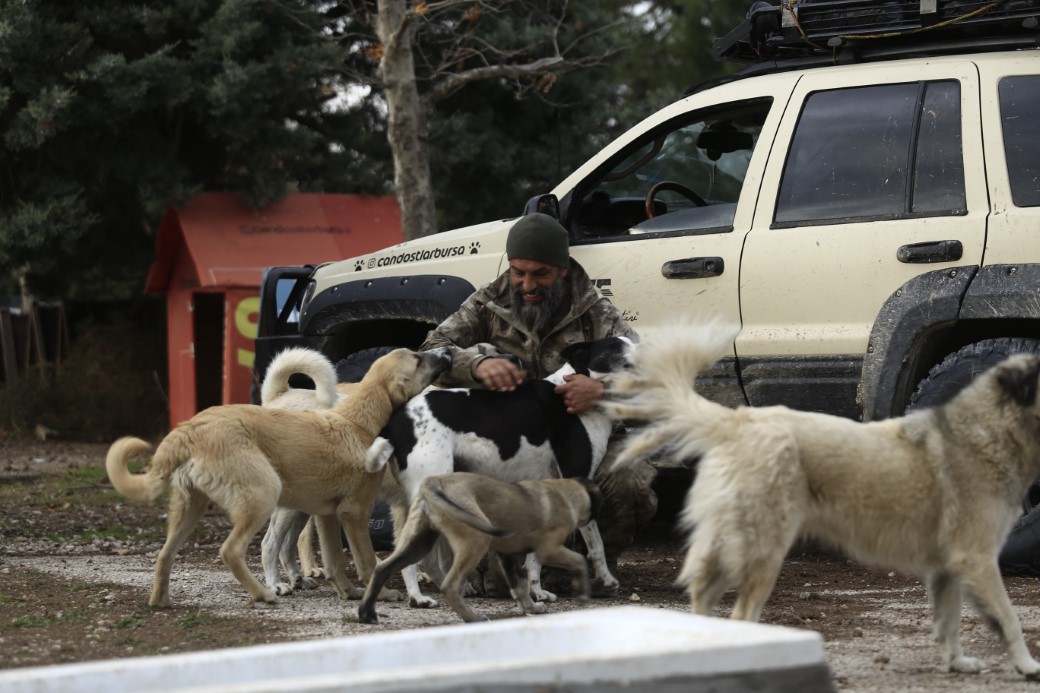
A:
[334,346,401,383]
[908,338,1040,410]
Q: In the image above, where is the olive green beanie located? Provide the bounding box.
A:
[506,213,570,268]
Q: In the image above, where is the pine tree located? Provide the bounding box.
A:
[0,0,362,300]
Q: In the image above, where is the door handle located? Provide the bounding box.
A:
[896,240,963,264]
[661,257,725,279]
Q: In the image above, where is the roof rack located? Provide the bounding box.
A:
[715,0,1040,65]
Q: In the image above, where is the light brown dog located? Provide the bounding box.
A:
[106,347,451,608]
[358,472,602,624]
[606,319,1040,678]
[258,346,361,595]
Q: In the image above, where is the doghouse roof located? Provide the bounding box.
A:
[145,192,402,292]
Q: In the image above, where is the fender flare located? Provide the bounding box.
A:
[958,264,1040,320]
[300,275,476,335]
[859,266,975,422]
[860,263,1040,422]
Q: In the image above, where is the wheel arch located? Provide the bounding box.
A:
[299,274,476,360]
[860,264,1040,420]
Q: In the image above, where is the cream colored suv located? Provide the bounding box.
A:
[255,2,1040,569]
[257,3,1040,429]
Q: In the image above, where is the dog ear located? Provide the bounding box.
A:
[996,355,1040,408]
[560,341,592,373]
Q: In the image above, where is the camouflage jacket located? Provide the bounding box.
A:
[420,259,637,387]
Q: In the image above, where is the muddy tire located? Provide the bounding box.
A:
[334,346,400,383]
[909,338,1040,410]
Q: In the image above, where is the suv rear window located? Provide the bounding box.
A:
[775,81,965,226]
[999,75,1040,208]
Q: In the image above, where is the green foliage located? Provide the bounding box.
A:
[0,0,365,300]
[420,0,637,230]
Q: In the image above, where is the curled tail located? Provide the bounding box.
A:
[601,318,741,467]
[423,479,512,538]
[105,436,168,503]
[260,347,339,408]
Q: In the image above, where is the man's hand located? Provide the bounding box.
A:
[555,373,605,414]
[474,357,526,392]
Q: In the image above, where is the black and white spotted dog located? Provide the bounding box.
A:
[365,335,636,608]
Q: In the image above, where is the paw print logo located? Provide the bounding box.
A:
[354,259,365,272]
[470,242,481,255]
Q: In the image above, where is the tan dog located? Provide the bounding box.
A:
[605,320,1040,678]
[106,347,451,608]
[358,472,602,624]
[258,347,360,595]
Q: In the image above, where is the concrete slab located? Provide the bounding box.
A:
[0,606,833,692]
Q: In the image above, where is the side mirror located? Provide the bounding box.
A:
[522,194,561,220]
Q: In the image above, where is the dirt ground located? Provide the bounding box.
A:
[4,438,1040,691]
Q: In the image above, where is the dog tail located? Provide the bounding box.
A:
[260,347,339,408]
[105,436,170,503]
[365,437,395,473]
[423,480,512,538]
[603,318,740,466]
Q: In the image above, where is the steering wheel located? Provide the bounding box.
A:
[645,181,707,219]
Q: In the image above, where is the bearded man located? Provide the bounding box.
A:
[419,212,658,592]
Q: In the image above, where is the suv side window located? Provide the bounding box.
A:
[775,81,965,226]
[998,75,1040,208]
[568,99,771,240]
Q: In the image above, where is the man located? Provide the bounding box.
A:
[420,212,658,591]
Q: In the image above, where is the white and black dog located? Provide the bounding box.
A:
[365,335,636,608]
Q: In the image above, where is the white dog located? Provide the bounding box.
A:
[605,319,1040,678]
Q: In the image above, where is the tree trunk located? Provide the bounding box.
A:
[376,0,439,240]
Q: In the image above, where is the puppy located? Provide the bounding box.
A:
[105,347,450,607]
[366,336,635,608]
[605,319,1040,678]
[358,472,601,624]
[258,347,359,596]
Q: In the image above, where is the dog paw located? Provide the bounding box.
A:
[334,586,366,600]
[378,588,404,602]
[255,590,279,604]
[1014,658,1040,678]
[305,568,326,579]
[299,577,319,590]
[528,602,548,615]
[409,595,439,609]
[531,588,557,603]
[273,582,294,596]
[949,656,983,674]
[591,579,620,598]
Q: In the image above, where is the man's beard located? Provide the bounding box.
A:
[510,273,566,333]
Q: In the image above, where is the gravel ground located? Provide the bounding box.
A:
[4,438,1040,692]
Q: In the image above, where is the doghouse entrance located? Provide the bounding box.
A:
[193,292,224,412]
